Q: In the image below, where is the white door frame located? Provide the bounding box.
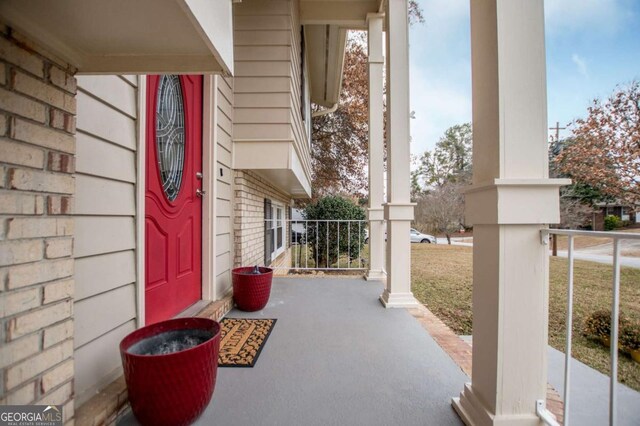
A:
[201,75,218,303]
[135,75,146,328]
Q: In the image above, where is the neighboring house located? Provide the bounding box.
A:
[592,202,639,230]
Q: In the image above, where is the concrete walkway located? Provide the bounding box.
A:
[460,336,640,425]
[547,346,640,426]
[120,278,468,426]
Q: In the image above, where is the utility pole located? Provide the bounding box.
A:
[549,121,566,256]
[549,121,566,143]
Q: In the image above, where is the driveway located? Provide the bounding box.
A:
[443,237,640,268]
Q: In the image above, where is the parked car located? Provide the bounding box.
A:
[364,228,435,244]
[410,228,436,244]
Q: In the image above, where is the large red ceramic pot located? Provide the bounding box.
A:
[120,317,221,426]
[232,266,273,311]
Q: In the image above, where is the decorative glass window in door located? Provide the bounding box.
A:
[156,75,185,202]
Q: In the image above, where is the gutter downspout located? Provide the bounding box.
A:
[311,103,338,117]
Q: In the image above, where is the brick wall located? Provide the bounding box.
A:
[0,26,76,423]
[233,170,291,267]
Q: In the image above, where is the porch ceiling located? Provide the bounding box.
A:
[305,25,348,107]
[301,0,382,27]
[0,0,234,74]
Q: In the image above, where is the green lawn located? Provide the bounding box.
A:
[411,244,640,391]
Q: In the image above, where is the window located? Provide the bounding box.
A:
[276,208,283,250]
[264,199,286,264]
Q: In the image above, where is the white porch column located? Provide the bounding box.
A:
[380,0,419,308]
[452,1,569,425]
[365,13,386,281]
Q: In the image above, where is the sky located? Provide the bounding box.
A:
[408,0,640,158]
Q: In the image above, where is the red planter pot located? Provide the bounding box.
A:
[120,317,221,426]
[232,267,273,311]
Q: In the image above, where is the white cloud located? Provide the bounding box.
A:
[571,53,589,78]
[545,0,634,35]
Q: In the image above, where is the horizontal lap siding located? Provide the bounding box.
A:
[73,75,138,405]
[233,0,298,144]
[216,76,233,297]
[231,0,303,268]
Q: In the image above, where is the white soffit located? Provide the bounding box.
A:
[302,0,380,107]
[0,0,234,75]
[306,25,348,108]
[300,0,380,27]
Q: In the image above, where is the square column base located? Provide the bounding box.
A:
[365,269,386,281]
[452,384,542,426]
[379,288,420,308]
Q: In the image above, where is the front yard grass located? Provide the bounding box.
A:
[411,244,640,391]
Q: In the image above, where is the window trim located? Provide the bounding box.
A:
[269,201,286,261]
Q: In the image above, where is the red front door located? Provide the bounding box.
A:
[145,75,203,325]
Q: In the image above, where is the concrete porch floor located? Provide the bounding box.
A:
[121,277,468,425]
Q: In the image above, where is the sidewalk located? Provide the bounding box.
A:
[457,336,640,425]
[547,346,640,425]
[442,237,640,268]
[555,250,640,268]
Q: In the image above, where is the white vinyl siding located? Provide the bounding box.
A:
[233,0,312,179]
[216,76,233,297]
[74,75,139,406]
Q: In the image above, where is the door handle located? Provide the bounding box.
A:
[196,172,203,180]
[196,188,206,198]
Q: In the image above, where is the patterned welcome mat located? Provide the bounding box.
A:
[218,318,277,367]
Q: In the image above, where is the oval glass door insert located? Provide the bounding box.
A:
[155,75,185,202]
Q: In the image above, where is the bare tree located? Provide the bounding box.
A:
[558,196,594,229]
[415,183,465,244]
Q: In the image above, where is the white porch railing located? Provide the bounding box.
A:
[538,229,640,426]
[270,219,369,271]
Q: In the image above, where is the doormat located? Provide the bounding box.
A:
[218,318,277,367]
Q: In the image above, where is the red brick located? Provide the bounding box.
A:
[47,196,74,215]
[47,152,75,173]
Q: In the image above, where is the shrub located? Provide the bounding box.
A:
[583,309,630,344]
[604,214,623,231]
[303,196,366,267]
[621,323,640,352]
